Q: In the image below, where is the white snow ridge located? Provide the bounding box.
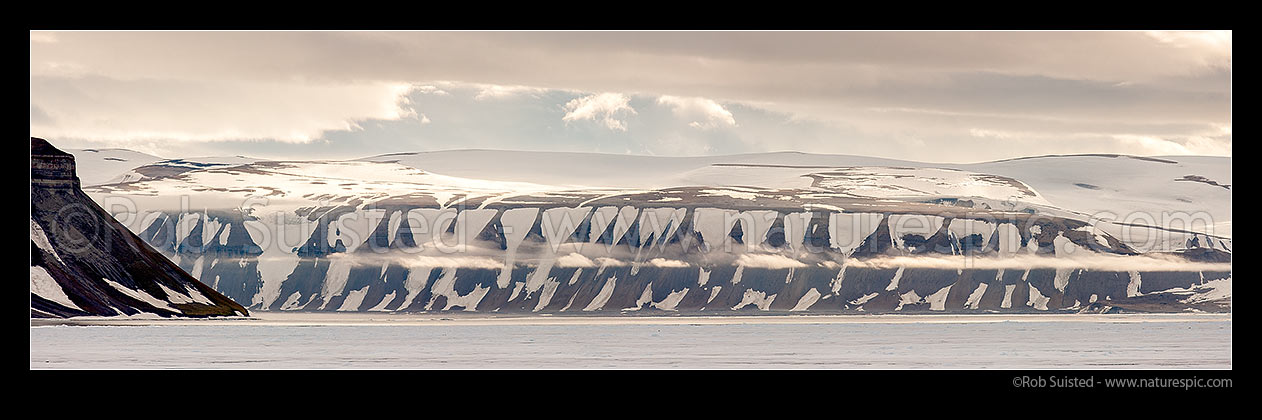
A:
[69,148,1230,315]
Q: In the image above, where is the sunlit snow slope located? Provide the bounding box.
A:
[65,148,163,185]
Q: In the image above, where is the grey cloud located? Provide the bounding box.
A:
[29,31,1231,161]
[30,104,53,125]
[31,31,1230,92]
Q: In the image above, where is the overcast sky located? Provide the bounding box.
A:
[29,31,1230,162]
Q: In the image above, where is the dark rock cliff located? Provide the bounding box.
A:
[30,137,248,318]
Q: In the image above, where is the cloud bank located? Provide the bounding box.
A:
[30,31,1231,161]
[843,254,1231,272]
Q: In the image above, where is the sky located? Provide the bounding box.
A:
[29,31,1231,163]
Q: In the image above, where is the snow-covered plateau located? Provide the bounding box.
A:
[69,149,1230,314]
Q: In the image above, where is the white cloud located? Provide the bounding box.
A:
[643,258,689,267]
[338,253,504,269]
[734,253,808,269]
[1145,31,1232,60]
[37,61,88,77]
[29,31,57,43]
[1173,136,1231,156]
[968,128,1015,140]
[967,127,1232,157]
[844,254,1231,272]
[646,136,716,156]
[471,83,544,100]
[413,85,450,96]
[555,253,596,267]
[1110,134,1197,155]
[30,77,416,143]
[657,95,736,129]
[1212,123,1231,136]
[561,93,636,131]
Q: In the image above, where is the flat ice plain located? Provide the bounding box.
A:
[30,313,1231,369]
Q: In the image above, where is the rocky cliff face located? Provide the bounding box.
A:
[30,137,248,318]
[78,151,1231,314]
[109,197,1231,315]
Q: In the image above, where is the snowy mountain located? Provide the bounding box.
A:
[365,150,1232,239]
[963,154,1232,239]
[64,148,163,185]
[75,148,1231,314]
[65,148,263,186]
[31,138,248,318]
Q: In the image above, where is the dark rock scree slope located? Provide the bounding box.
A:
[30,137,247,318]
